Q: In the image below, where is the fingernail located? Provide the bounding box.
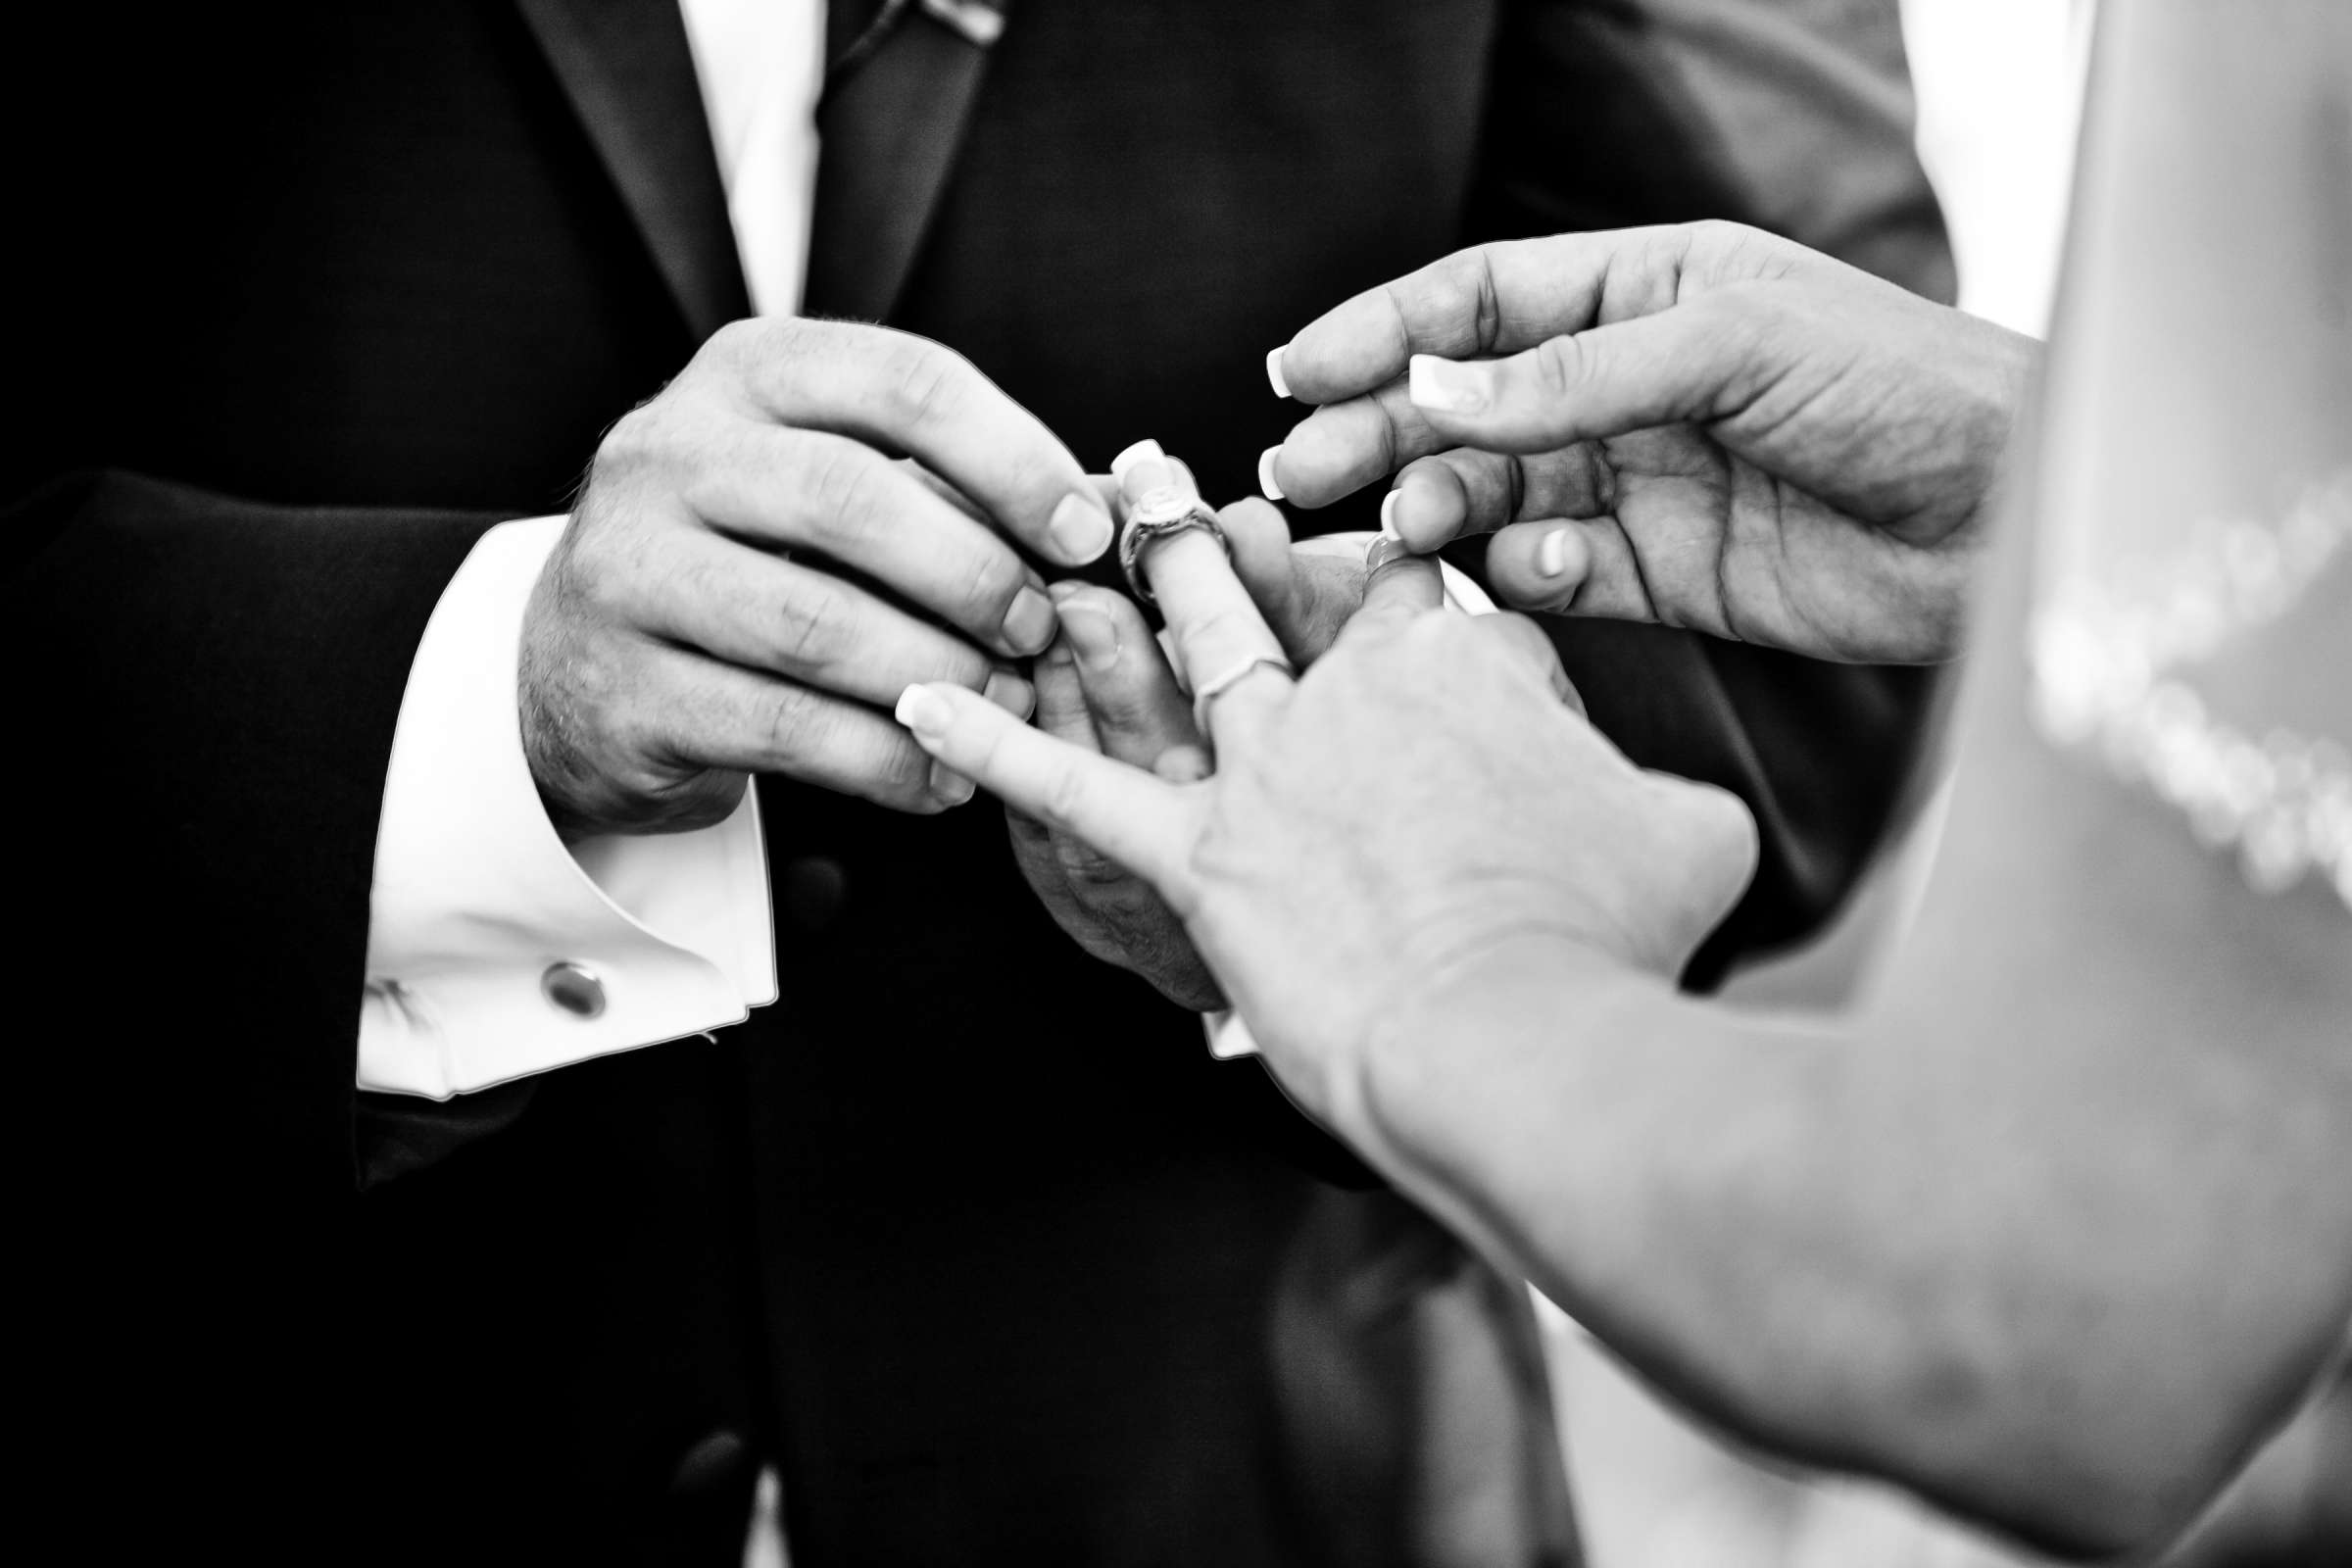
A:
[1378,489,1402,541]
[1155,744,1211,784]
[1056,600,1120,674]
[1109,439,1166,485]
[1047,493,1114,564]
[1002,585,1057,654]
[1264,346,1293,400]
[1046,579,1083,604]
[1257,446,1286,502]
[984,669,1035,718]
[1537,527,1576,579]
[895,684,954,740]
[929,760,976,806]
[1408,354,1487,415]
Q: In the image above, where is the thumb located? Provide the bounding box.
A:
[1402,291,1767,453]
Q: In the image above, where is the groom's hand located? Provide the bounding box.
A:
[1001,443,1371,1010]
[1262,221,2038,662]
[521,318,1115,836]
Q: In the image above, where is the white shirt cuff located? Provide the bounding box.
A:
[359,515,778,1100]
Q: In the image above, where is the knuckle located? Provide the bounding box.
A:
[596,690,669,777]
[957,546,1028,624]
[659,773,749,833]
[1701,787,1762,880]
[1657,780,1758,900]
[1173,603,1259,664]
[756,680,826,760]
[594,405,670,477]
[1686,218,1748,255]
[883,736,934,797]
[718,317,829,406]
[1426,248,1502,353]
[1052,834,1127,889]
[877,337,973,431]
[775,579,858,671]
[800,440,886,548]
[924,636,995,692]
[555,524,641,620]
[1531,334,1585,400]
[1038,760,1092,834]
[709,317,768,360]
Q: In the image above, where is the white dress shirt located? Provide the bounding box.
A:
[360,0,825,1097]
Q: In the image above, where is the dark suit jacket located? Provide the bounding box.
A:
[4,2,1948,1562]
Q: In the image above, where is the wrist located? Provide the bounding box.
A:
[1348,928,1640,1188]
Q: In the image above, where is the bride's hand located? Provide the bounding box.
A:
[897,524,1757,1132]
[1262,221,2038,663]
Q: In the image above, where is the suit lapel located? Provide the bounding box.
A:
[513,0,751,340]
[804,0,1011,321]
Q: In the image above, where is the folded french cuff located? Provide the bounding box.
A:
[360,515,777,1100]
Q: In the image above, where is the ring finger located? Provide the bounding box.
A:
[1113,447,1293,749]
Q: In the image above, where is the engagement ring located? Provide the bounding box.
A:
[1118,487,1230,604]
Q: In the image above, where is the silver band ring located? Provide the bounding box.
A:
[1119,490,1230,604]
[1192,654,1296,722]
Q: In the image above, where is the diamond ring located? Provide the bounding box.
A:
[1118,486,1230,604]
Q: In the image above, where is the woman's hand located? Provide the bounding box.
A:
[1262,221,2038,662]
[900,522,1758,1132]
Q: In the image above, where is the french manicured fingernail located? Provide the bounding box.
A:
[1264,346,1293,400]
[929,761,976,806]
[1257,447,1286,502]
[1378,489,1403,541]
[984,669,1035,718]
[1048,492,1114,564]
[1002,585,1058,653]
[1056,600,1120,674]
[895,684,954,740]
[1109,439,1165,485]
[1408,354,1488,415]
[1538,526,1576,579]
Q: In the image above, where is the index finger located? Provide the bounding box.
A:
[723,318,1116,568]
[1270,227,1695,407]
[894,682,1197,896]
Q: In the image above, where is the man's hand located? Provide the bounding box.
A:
[1263,221,2038,662]
[1010,576,1223,1008]
[1001,444,1381,1010]
[520,317,1115,836]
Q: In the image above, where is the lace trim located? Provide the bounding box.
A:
[2030,471,2351,910]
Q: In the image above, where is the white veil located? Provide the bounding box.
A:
[2028,0,2352,908]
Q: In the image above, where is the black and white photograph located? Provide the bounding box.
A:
[6,1,2345,1563]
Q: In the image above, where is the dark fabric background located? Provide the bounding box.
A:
[4,3,1949,1561]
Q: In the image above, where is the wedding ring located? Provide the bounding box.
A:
[1118,488,1230,603]
[1192,653,1295,721]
